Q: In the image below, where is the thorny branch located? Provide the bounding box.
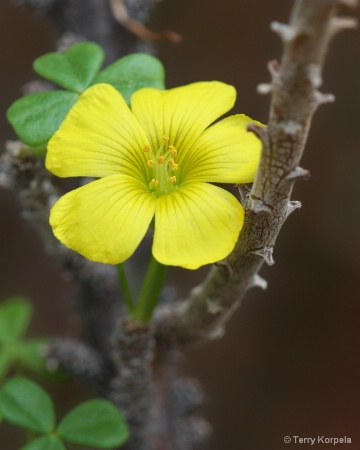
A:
[155,0,358,346]
[1,0,358,449]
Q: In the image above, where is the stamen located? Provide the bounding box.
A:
[141,138,179,195]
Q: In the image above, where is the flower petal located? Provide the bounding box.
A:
[130,82,236,157]
[182,115,263,184]
[50,174,156,264]
[152,183,244,269]
[46,84,149,182]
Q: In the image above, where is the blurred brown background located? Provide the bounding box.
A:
[1,0,360,449]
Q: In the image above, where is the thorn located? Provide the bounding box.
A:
[257,83,273,95]
[248,196,272,214]
[286,200,302,218]
[268,59,282,85]
[251,246,275,266]
[330,16,358,35]
[236,184,251,206]
[214,259,233,277]
[270,21,299,42]
[286,167,310,181]
[306,64,322,89]
[247,123,268,143]
[208,325,225,340]
[280,120,302,137]
[206,298,224,315]
[314,91,335,106]
[251,274,268,290]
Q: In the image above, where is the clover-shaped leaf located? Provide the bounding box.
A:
[21,434,66,450]
[1,377,129,449]
[33,42,105,93]
[7,44,165,151]
[0,376,56,433]
[57,399,129,448]
[92,52,165,104]
[0,297,53,380]
[7,91,78,147]
[0,297,32,345]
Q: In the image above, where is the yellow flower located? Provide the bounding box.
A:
[46,82,261,269]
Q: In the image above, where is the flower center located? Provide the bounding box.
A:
[143,135,179,196]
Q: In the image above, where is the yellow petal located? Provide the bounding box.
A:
[152,183,244,269]
[46,84,149,182]
[182,115,263,184]
[50,174,156,264]
[131,82,236,158]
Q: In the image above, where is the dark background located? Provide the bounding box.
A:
[1,1,360,449]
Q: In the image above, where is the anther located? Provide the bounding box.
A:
[150,179,159,186]
[171,163,178,171]
[169,176,176,183]
[163,135,170,141]
[143,145,151,152]
[169,145,177,156]
[147,160,154,168]
[157,156,165,164]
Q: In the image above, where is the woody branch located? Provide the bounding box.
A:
[155,0,358,346]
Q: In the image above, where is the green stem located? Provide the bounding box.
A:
[117,264,136,313]
[133,254,167,322]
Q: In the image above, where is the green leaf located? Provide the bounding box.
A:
[16,339,70,381]
[17,338,49,375]
[0,376,55,433]
[58,399,129,448]
[33,42,105,93]
[0,297,32,344]
[7,90,78,146]
[21,434,66,450]
[92,53,165,104]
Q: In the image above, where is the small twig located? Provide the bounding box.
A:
[109,0,181,42]
[46,338,111,386]
[0,143,123,358]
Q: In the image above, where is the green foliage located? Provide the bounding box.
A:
[33,42,105,93]
[7,42,165,153]
[0,297,51,380]
[7,91,78,147]
[17,338,52,374]
[0,376,55,433]
[57,399,129,448]
[0,297,32,344]
[21,435,66,450]
[92,52,165,104]
[0,377,129,449]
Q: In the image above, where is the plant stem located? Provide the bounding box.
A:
[133,255,167,322]
[117,264,136,313]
